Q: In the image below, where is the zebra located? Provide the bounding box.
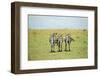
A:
[64,34,74,51]
[49,33,58,52]
[57,34,63,52]
[49,33,74,52]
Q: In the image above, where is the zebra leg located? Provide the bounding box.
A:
[58,46,60,52]
[51,45,53,52]
[58,45,60,52]
[68,43,70,51]
[61,44,62,52]
[53,45,56,52]
[59,45,62,52]
[51,45,55,52]
[59,44,61,52]
[65,43,67,51]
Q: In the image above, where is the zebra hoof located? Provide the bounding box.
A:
[58,50,62,52]
[50,51,55,53]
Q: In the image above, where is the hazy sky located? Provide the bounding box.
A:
[28,15,88,29]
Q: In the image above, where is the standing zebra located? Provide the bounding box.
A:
[64,34,74,51]
[49,33,58,52]
[57,34,63,52]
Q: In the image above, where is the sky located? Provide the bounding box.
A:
[28,15,88,29]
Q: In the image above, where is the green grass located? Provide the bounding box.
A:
[28,29,88,61]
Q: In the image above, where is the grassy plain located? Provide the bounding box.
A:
[28,29,88,60]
